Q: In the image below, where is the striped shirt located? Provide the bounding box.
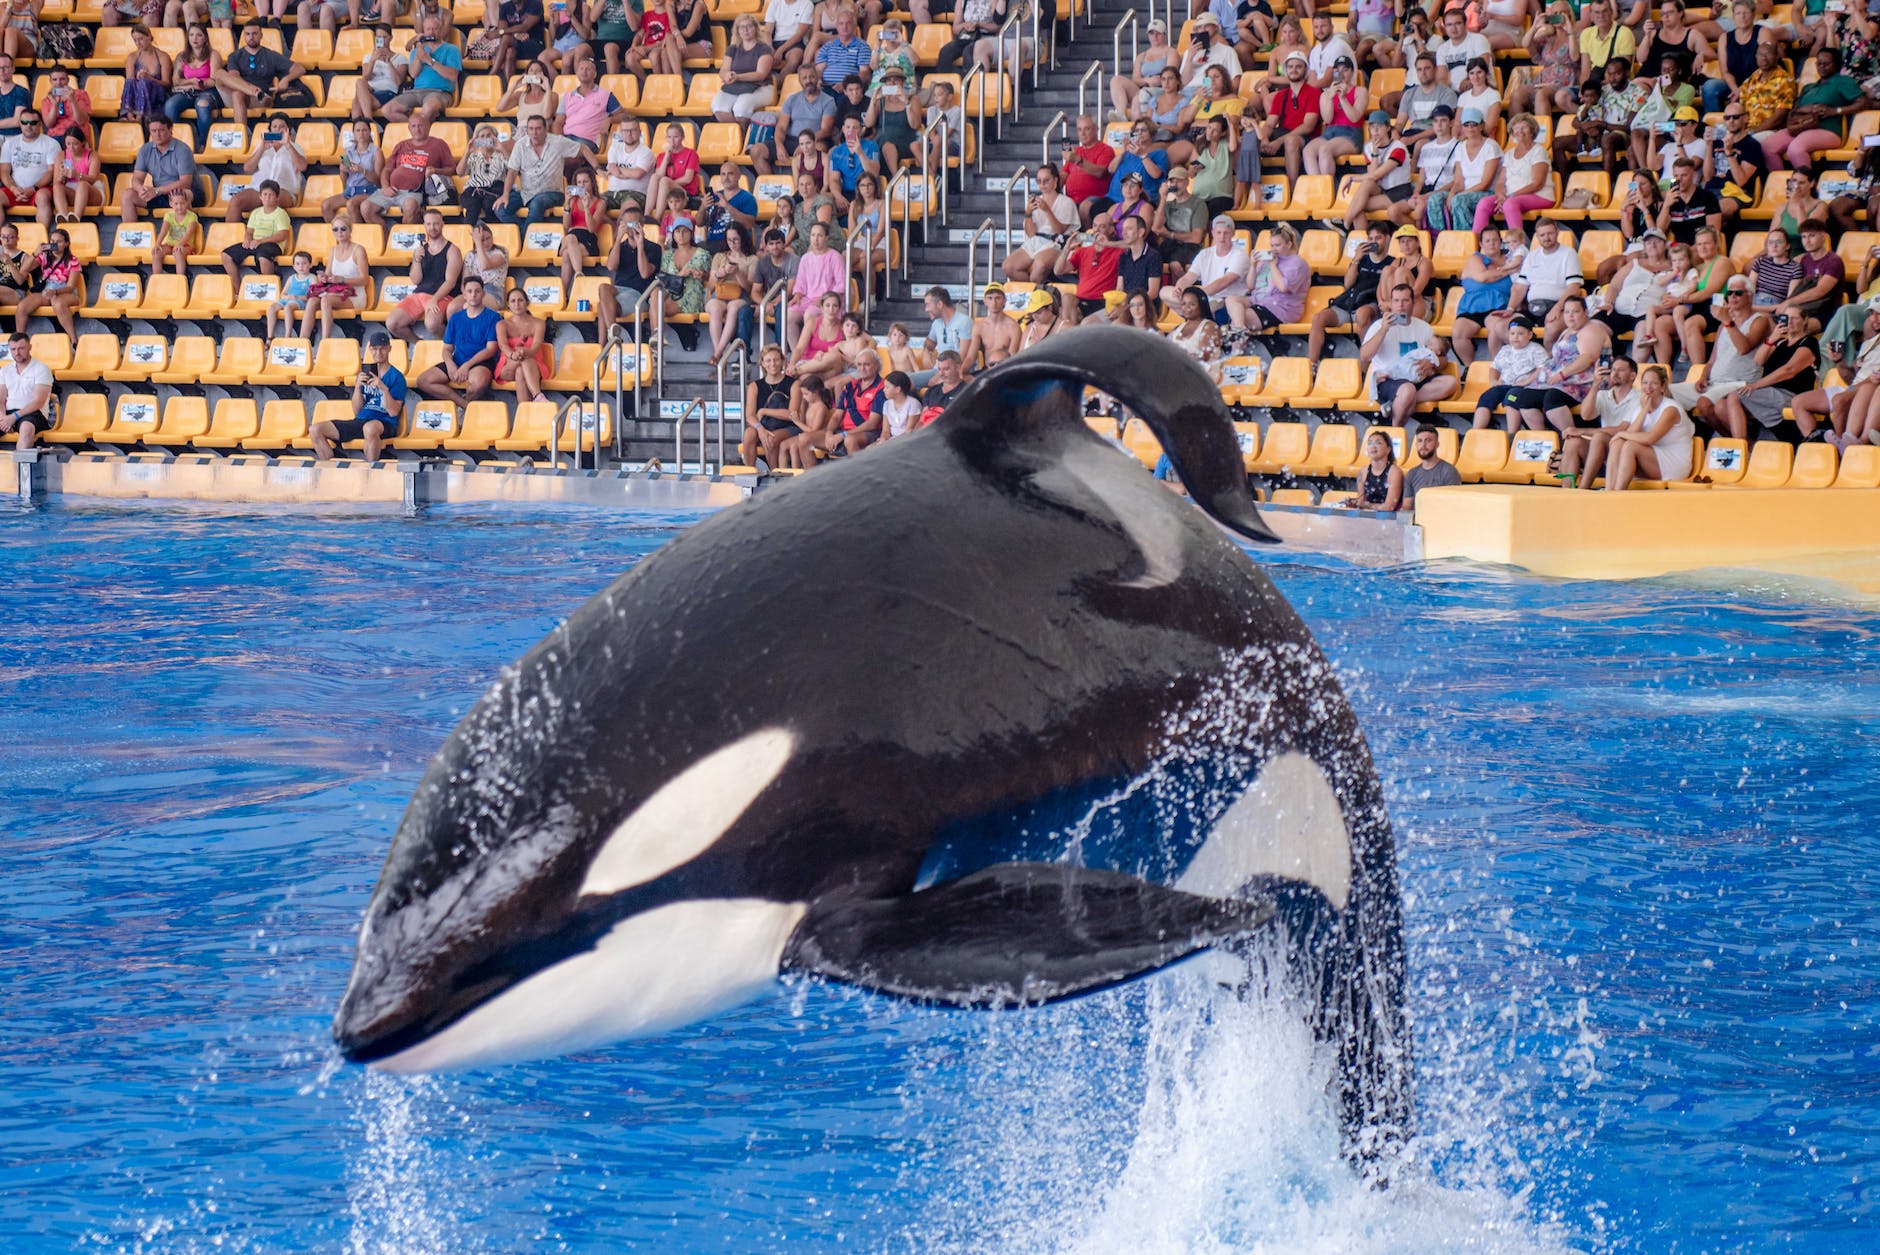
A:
[814,35,871,86]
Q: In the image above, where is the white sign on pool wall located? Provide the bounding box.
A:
[948,228,1022,244]
[657,400,744,421]
[982,176,1038,194]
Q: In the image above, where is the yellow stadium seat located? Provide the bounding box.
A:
[194,398,262,448]
[551,275,609,323]
[1558,171,1611,222]
[1483,430,1560,484]
[241,400,313,451]
[1695,437,1748,485]
[1430,286,1462,338]
[544,342,602,391]
[1219,357,1263,406]
[1438,360,1497,414]
[1296,358,1362,409]
[64,333,123,381]
[1269,488,1317,507]
[1321,490,1357,507]
[637,75,686,117]
[1282,285,1341,336]
[1455,428,1509,482]
[1837,232,1880,278]
[189,223,246,267]
[1229,420,1260,470]
[101,335,170,383]
[678,74,723,117]
[520,276,567,318]
[443,400,512,450]
[97,393,163,443]
[1728,439,1792,488]
[80,272,143,319]
[1248,421,1309,474]
[1243,357,1311,407]
[63,223,100,264]
[82,74,124,119]
[911,22,950,64]
[200,121,254,163]
[29,333,70,375]
[515,223,565,267]
[99,220,158,267]
[1285,175,1333,217]
[309,337,362,386]
[397,399,459,449]
[39,393,109,445]
[143,396,213,446]
[139,273,191,318]
[493,401,561,453]
[1431,230,1474,279]
[291,29,334,68]
[563,401,613,455]
[407,340,450,382]
[85,26,137,67]
[327,27,375,69]
[1291,423,1358,475]
[1833,443,1880,488]
[315,76,361,118]
[697,122,746,164]
[150,335,215,384]
[1118,417,1163,468]
[1578,231,1623,279]
[233,274,283,317]
[297,399,382,454]
[449,75,506,118]
[202,338,269,387]
[1783,442,1837,489]
[294,122,340,165]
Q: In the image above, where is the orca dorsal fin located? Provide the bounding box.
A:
[942,326,1277,544]
[781,863,1275,1007]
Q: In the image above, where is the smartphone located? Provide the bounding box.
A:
[264,131,283,142]
[1599,347,1613,369]
[1547,11,1564,21]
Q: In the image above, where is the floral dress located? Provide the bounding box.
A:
[661,243,710,314]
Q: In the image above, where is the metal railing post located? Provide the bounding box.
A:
[755,277,789,359]
[714,344,745,471]
[882,166,911,298]
[1112,7,1138,83]
[962,65,989,172]
[1076,60,1103,122]
[591,323,624,473]
[672,397,703,469]
[965,217,995,301]
[1002,163,1031,253]
[1040,109,1068,167]
[918,110,950,225]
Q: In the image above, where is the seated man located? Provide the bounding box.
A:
[118,117,199,225]
[313,330,405,461]
[1361,283,1459,424]
[414,275,500,404]
[215,23,314,128]
[362,114,454,226]
[387,208,463,343]
[381,15,462,124]
[1400,425,1461,507]
[0,330,53,449]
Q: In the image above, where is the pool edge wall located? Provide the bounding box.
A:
[1415,484,1880,581]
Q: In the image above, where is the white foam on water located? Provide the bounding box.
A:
[343,1072,481,1255]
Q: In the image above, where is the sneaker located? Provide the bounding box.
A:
[1320,217,1348,234]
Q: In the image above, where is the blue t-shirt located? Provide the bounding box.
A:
[411,40,462,93]
[703,188,758,244]
[1107,150,1168,203]
[443,306,500,366]
[359,364,408,428]
[829,140,879,195]
[0,83,29,136]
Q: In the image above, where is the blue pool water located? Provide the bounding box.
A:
[4,500,1877,1253]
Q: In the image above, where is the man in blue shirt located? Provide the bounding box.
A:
[313,329,407,461]
[413,276,501,404]
[813,7,872,87]
[700,165,759,252]
[828,116,880,200]
[383,15,462,124]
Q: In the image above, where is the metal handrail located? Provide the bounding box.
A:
[882,165,911,296]
[651,283,668,400]
[755,277,790,359]
[714,343,746,471]
[1040,109,1069,167]
[961,63,989,171]
[1076,59,1104,122]
[671,397,704,470]
[964,217,996,297]
[1031,0,1043,87]
[917,109,951,223]
[1001,163,1031,254]
[549,393,597,471]
[991,4,1027,136]
[846,223,876,328]
[1112,8,1138,85]
[593,320,641,468]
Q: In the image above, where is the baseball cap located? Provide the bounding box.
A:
[1459,107,1485,125]
[1019,288,1053,315]
[1674,106,1700,122]
[668,215,695,232]
[366,329,392,347]
[1509,314,1536,331]
[982,281,1006,295]
[1431,103,1456,119]
[1393,223,1419,239]
[1368,109,1391,125]
[1147,16,1167,30]
[1283,48,1307,63]
[1334,54,1354,68]
[1209,213,1235,228]
[1122,170,1143,184]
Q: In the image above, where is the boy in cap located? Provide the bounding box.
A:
[313,329,405,462]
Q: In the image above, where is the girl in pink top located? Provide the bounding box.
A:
[789,220,846,340]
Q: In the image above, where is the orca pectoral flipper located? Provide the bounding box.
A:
[782,863,1276,1008]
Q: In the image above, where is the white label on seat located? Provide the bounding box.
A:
[526,229,560,250]
[1387,432,1404,457]
[390,228,424,251]
[104,281,138,301]
[1224,364,1257,384]
[1236,431,1257,454]
[243,281,273,301]
[607,347,639,370]
[754,177,792,201]
[1709,447,1743,471]
[525,283,557,303]
[1262,183,1286,203]
[127,344,162,363]
[577,407,599,431]
[116,225,153,249]
[383,282,414,301]
[414,408,453,431]
[892,182,926,203]
[224,179,250,193]
[211,131,243,149]
[122,403,157,426]
[1513,437,1551,461]
[271,344,307,367]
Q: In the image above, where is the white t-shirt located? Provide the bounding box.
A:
[605,135,656,196]
[1307,37,1356,80]
[1589,386,1641,428]
[765,0,813,41]
[1500,143,1551,198]
[1453,139,1502,187]
[1491,340,1548,385]
[1432,32,1492,88]
[1,133,61,189]
[1519,244,1582,302]
[1457,85,1500,119]
[1415,135,1462,190]
[0,357,54,415]
[1191,242,1250,297]
[881,393,921,436]
[1364,315,1439,367]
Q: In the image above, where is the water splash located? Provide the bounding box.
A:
[344,1072,479,1255]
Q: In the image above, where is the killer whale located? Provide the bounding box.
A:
[333,326,1411,1158]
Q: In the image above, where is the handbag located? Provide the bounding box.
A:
[658,271,688,299]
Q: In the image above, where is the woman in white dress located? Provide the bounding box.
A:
[1000,162,1079,284]
[1597,362,1694,489]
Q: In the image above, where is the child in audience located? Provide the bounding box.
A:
[150,187,200,281]
[1475,313,1550,431]
[266,250,316,343]
[877,370,920,439]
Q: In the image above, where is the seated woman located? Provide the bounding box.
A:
[163,25,221,150]
[652,215,710,352]
[497,69,559,140]
[225,114,308,223]
[1108,18,1175,120]
[1509,296,1611,434]
[121,24,173,123]
[845,172,889,277]
[1650,226,1734,370]
[1584,362,1695,490]
[50,129,105,225]
[325,118,383,223]
[1474,313,1549,432]
[741,343,798,467]
[495,284,552,403]
[304,214,370,341]
[1334,111,1413,234]
[1165,285,1225,381]
[785,290,845,381]
[354,26,405,121]
[1450,226,1522,369]
[1001,163,1078,284]
[1344,430,1405,511]
[777,375,833,469]
[1714,308,1818,439]
[705,223,757,366]
[558,166,610,292]
[451,220,511,318]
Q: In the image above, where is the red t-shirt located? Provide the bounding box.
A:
[641,9,672,44]
[1272,84,1322,133]
[386,137,454,192]
[1068,242,1121,301]
[662,145,701,196]
[1064,142,1114,204]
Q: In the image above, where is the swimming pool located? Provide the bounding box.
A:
[4,500,1875,1253]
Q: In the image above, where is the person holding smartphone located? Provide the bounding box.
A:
[312,330,404,462]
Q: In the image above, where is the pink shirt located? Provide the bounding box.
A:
[557,85,618,146]
[791,246,845,307]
